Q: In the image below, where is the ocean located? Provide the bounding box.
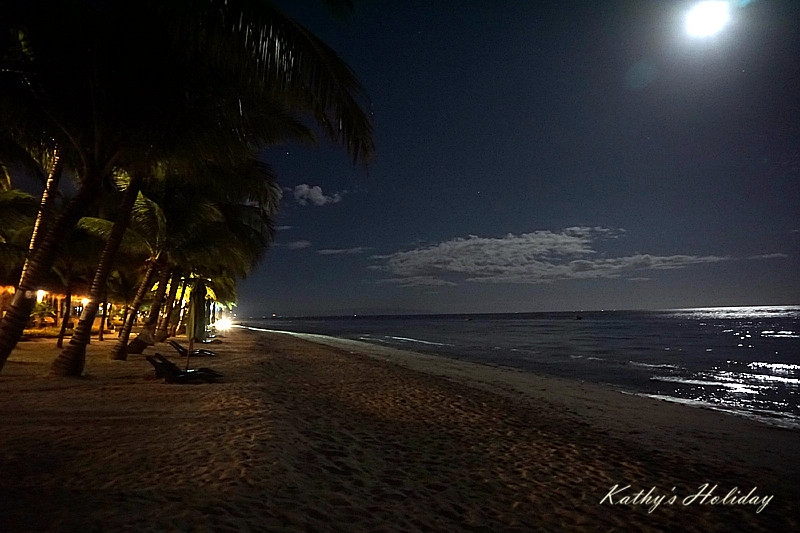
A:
[240,306,800,429]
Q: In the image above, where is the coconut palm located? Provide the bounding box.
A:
[154,270,183,342]
[111,155,279,358]
[2,0,373,375]
[73,186,168,359]
[106,268,143,334]
[0,139,57,285]
[51,226,105,347]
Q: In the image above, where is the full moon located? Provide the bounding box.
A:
[685,1,731,37]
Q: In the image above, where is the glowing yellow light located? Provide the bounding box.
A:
[81,298,90,306]
[686,1,730,37]
[36,290,46,303]
[216,317,233,331]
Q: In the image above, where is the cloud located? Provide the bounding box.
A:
[275,225,294,231]
[286,240,312,250]
[317,247,371,255]
[289,184,342,206]
[370,227,731,286]
[375,276,458,287]
[746,253,789,260]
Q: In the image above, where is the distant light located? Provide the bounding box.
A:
[36,290,46,303]
[686,1,731,37]
[81,298,90,306]
[216,317,233,331]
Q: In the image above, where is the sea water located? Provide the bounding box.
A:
[242,306,800,429]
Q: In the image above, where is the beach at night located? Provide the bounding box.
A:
[2,1,798,531]
[1,328,797,532]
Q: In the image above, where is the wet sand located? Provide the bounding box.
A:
[0,328,797,532]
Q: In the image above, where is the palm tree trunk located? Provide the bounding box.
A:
[124,258,170,355]
[155,270,181,341]
[0,178,99,373]
[168,278,188,337]
[56,280,72,349]
[110,258,158,360]
[98,293,108,341]
[175,292,190,335]
[52,174,142,376]
[22,150,63,282]
[143,261,170,332]
[118,304,130,337]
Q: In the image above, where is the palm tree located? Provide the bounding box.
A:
[105,268,143,335]
[168,277,190,337]
[3,0,373,373]
[108,154,280,358]
[51,226,104,347]
[154,270,183,342]
[68,183,163,360]
[0,21,101,364]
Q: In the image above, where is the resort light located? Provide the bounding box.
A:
[36,290,47,303]
[81,298,90,306]
[685,1,731,37]
[216,317,233,331]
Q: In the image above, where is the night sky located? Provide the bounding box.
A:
[236,0,799,317]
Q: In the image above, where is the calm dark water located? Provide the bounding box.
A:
[241,306,800,428]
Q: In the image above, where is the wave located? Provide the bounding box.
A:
[629,362,683,370]
[569,355,605,361]
[760,330,799,338]
[748,361,800,373]
[635,393,800,430]
[649,376,767,392]
[703,371,800,387]
[361,335,455,347]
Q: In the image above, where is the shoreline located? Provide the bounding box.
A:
[238,313,800,433]
[241,326,800,479]
[1,328,798,531]
[242,325,800,430]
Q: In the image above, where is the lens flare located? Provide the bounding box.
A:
[216,317,233,331]
[686,1,731,37]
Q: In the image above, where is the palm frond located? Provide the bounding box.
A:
[0,188,37,241]
[130,192,168,249]
[77,216,152,257]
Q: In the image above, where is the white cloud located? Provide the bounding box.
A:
[375,276,458,287]
[370,227,731,285]
[746,253,789,260]
[317,247,371,255]
[289,184,342,206]
[286,240,312,250]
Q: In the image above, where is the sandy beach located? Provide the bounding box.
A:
[0,328,797,532]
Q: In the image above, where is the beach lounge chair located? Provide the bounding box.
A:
[145,356,167,378]
[168,340,217,358]
[146,354,222,384]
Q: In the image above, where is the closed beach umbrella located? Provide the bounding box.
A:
[185,279,207,369]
